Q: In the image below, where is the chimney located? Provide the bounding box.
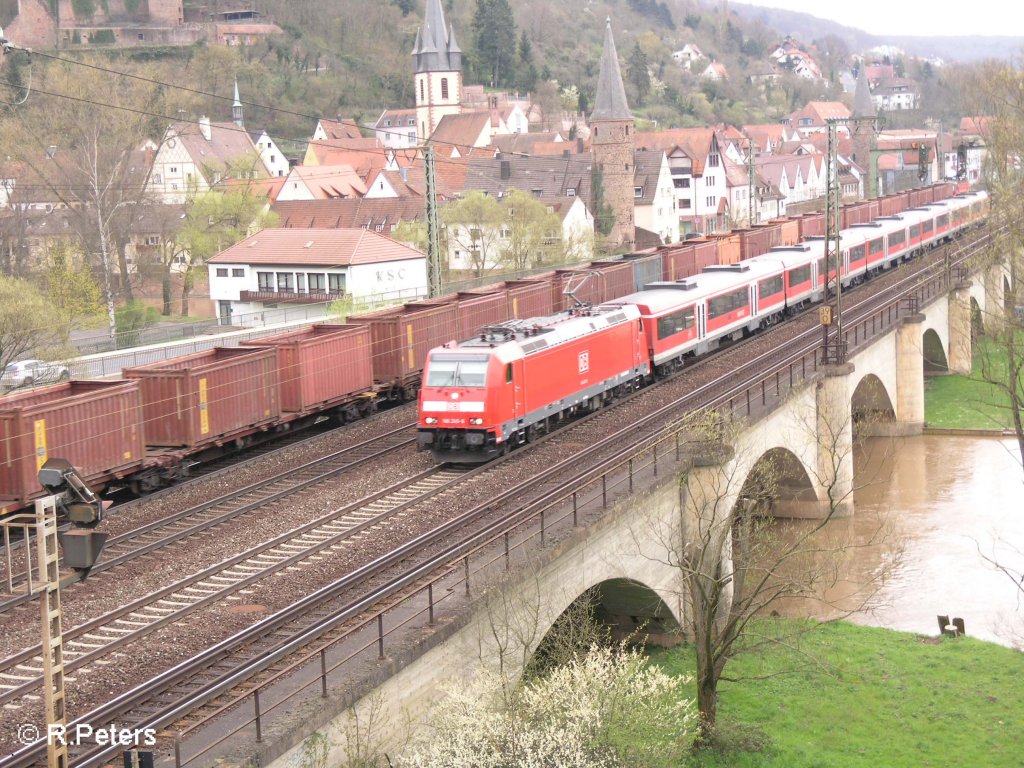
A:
[199,116,212,141]
[500,159,511,180]
[576,138,584,154]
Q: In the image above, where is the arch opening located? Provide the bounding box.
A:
[922,328,948,373]
[528,581,681,677]
[851,373,896,433]
[970,296,984,339]
[738,447,817,520]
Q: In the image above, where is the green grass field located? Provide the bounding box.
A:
[925,336,1017,430]
[649,621,1024,767]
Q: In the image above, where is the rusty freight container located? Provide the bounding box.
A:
[123,347,280,448]
[503,279,554,319]
[797,212,826,239]
[867,200,880,222]
[0,380,145,506]
[661,243,696,281]
[737,223,781,261]
[777,218,801,246]
[692,238,719,272]
[241,324,372,414]
[348,302,458,386]
[589,260,637,301]
[453,290,510,339]
[713,232,742,265]
[841,202,872,229]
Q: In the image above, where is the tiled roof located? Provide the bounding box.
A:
[316,118,362,140]
[286,165,368,198]
[272,198,427,229]
[591,18,632,122]
[634,128,715,176]
[463,153,594,204]
[633,150,665,205]
[208,228,425,266]
[427,112,492,153]
[172,120,262,179]
[488,132,565,155]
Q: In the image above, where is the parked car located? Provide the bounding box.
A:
[1,359,71,391]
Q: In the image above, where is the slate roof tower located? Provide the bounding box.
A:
[413,0,463,143]
[850,65,877,197]
[590,17,635,248]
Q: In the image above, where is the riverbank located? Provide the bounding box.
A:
[651,620,1024,767]
[924,336,1015,430]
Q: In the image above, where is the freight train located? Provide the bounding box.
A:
[0,184,982,515]
[417,190,989,462]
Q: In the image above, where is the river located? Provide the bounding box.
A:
[823,434,1024,647]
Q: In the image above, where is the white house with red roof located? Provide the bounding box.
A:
[207,228,427,322]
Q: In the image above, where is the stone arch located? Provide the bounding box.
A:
[851,373,896,429]
[531,579,682,666]
[738,446,818,519]
[970,296,984,338]
[922,328,948,372]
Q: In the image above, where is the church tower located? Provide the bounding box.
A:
[413,0,463,143]
[232,79,244,128]
[590,17,635,248]
[850,65,877,198]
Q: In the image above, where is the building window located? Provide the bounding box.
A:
[277,272,293,291]
[216,268,228,277]
[566,188,576,197]
[420,80,424,102]
[408,118,415,126]
[408,132,415,141]
[328,273,346,293]
[257,271,273,289]
[296,273,306,292]
[634,187,643,198]
[441,78,449,99]
[170,166,178,173]
[385,119,391,127]
[232,268,244,277]
[144,235,160,246]
[308,273,326,291]
[152,173,162,184]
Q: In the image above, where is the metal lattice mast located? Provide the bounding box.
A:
[748,139,757,225]
[37,497,68,768]
[423,146,443,298]
[824,119,845,363]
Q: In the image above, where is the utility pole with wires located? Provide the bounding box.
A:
[747,138,757,226]
[423,146,443,298]
[822,118,846,365]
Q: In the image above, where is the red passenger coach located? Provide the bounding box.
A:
[418,305,648,462]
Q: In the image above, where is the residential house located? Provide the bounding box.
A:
[770,37,824,81]
[207,228,427,323]
[250,130,290,177]
[701,62,729,81]
[272,198,427,232]
[634,129,728,236]
[148,117,268,203]
[632,150,679,246]
[428,112,502,158]
[862,64,896,88]
[374,109,419,149]
[743,123,796,155]
[671,44,704,69]
[312,119,363,142]
[785,102,851,137]
[276,166,368,202]
[872,78,919,111]
[754,153,826,210]
[488,132,566,156]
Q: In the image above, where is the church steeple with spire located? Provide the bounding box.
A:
[413,0,463,142]
[232,79,244,128]
[590,17,635,248]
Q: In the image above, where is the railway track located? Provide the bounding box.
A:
[0,424,417,610]
[0,227,994,767]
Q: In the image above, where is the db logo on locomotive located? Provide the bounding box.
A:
[578,351,590,374]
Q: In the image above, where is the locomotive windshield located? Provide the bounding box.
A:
[426,354,489,387]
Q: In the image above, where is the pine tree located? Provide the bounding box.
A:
[516,30,538,92]
[472,0,517,88]
[627,42,651,106]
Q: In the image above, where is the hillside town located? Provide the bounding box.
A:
[0,0,990,328]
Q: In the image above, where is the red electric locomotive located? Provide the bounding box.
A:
[417,304,648,462]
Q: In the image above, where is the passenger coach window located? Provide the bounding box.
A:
[788,264,810,285]
[707,288,748,321]
[506,364,513,383]
[888,231,906,249]
[758,275,783,300]
[426,354,489,387]
[657,307,695,339]
[870,237,883,255]
[850,244,865,262]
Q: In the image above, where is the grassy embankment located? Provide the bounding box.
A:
[925,336,1016,430]
[650,620,1024,767]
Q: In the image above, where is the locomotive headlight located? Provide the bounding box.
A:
[424,417,438,424]
[469,417,484,425]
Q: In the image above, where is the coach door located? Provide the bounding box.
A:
[697,303,707,339]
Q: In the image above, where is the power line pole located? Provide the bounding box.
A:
[423,146,443,298]
[747,138,757,226]
[823,118,845,365]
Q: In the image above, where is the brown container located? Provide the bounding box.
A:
[713,233,742,265]
[777,218,801,246]
[737,224,781,261]
[692,239,719,272]
[453,290,509,340]
[589,260,637,301]
[348,302,459,384]
[661,243,697,281]
[841,202,871,229]
[123,347,280,448]
[867,201,881,222]
[504,279,554,319]
[877,195,901,217]
[620,253,663,291]
[0,380,144,504]
[797,212,826,239]
[241,324,372,414]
